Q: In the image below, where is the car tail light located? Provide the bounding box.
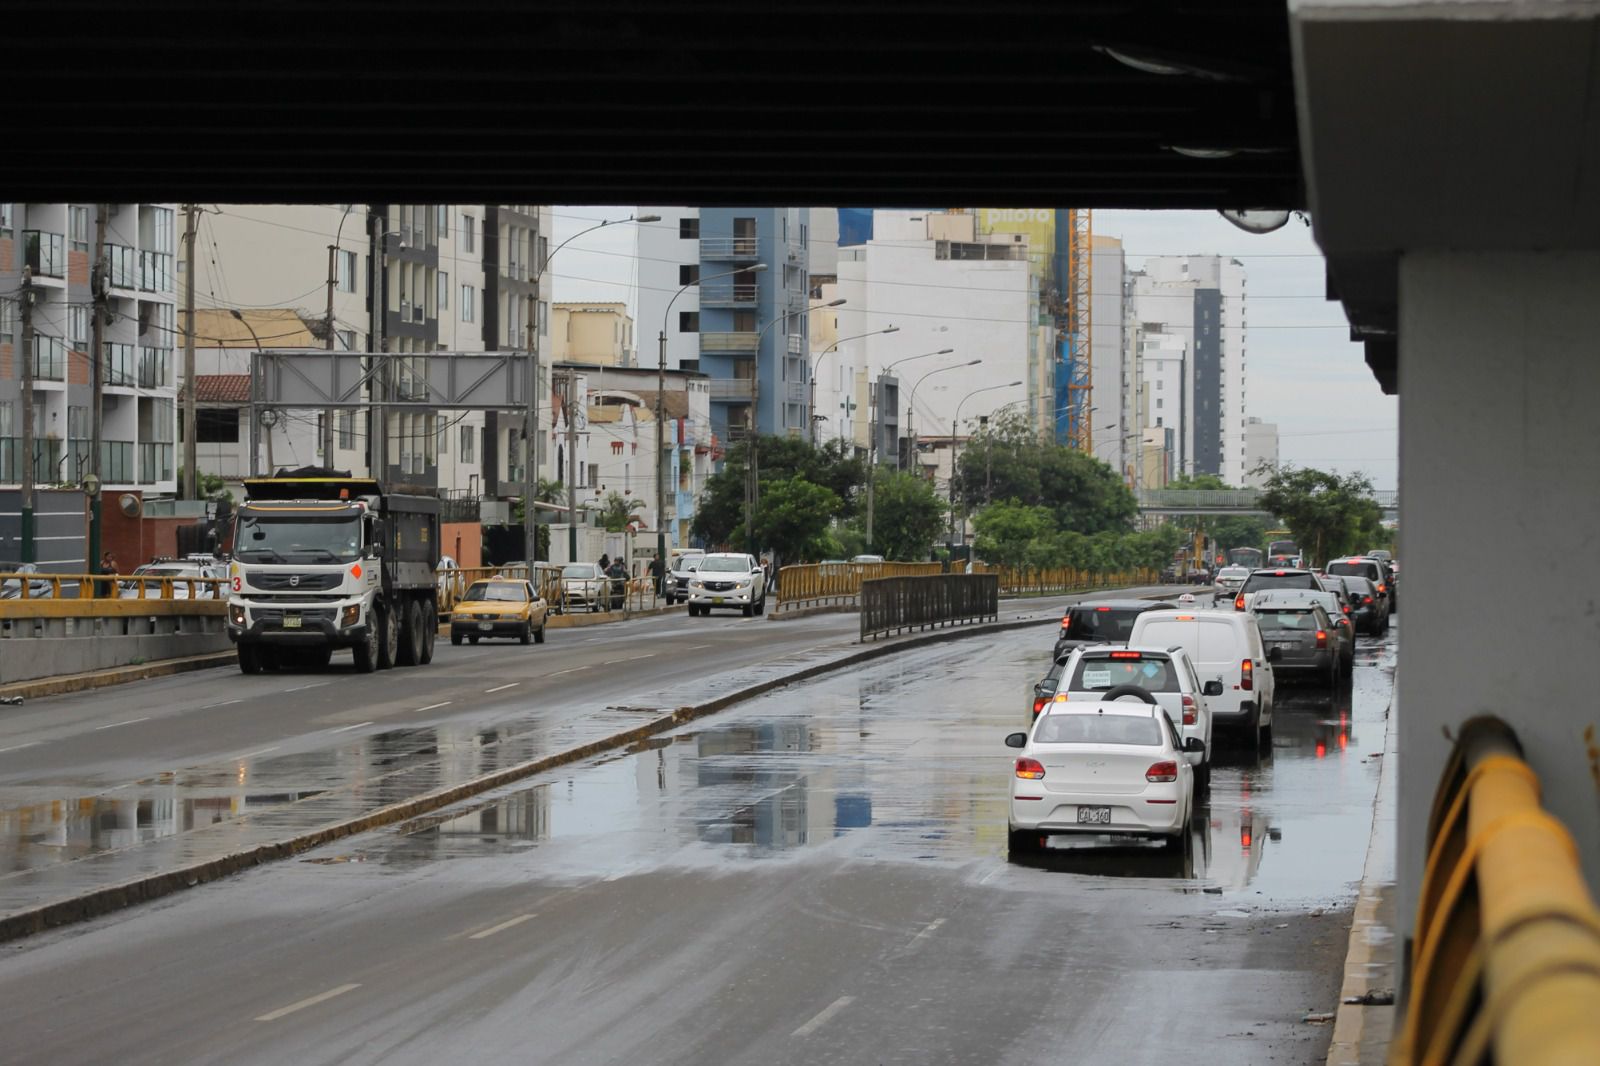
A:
[1363,595,1374,605]
[1015,758,1046,780]
[1241,658,1254,691]
[1110,650,1142,660]
[1234,594,1245,611]
[1343,605,1351,614]
[1241,827,1253,849]
[1316,629,1328,649]
[1181,694,1197,726]
[1032,696,1047,717]
[1095,606,1111,612]
[1376,583,1386,593]
[1145,761,1178,783]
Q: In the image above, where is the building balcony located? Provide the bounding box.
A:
[29,337,66,382]
[138,442,175,485]
[139,251,173,294]
[707,379,754,402]
[699,237,760,262]
[138,347,173,389]
[23,231,65,279]
[699,282,760,309]
[106,244,137,290]
[699,332,759,357]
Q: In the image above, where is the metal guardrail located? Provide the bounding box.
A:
[0,571,228,604]
[775,562,944,613]
[439,564,661,617]
[860,574,999,641]
[971,565,1159,596]
[1392,716,1600,1065]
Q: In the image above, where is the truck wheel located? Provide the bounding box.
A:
[238,644,261,675]
[418,606,436,664]
[376,605,399,670]
[260,647,281,672]
[353,621,379,673]
[398,601,424,666]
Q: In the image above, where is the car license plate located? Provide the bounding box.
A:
[712,597,724,605]
[478,622,493,630]
[283,615,302,629]
[1077,806,1112,825]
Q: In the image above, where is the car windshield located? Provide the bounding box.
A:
[1257,609,1317,631]
[562,564,598,579]
[235,514,361,563]
[1217,567,1249,580]
[1327,561,1374,577]
[1034,713,1162,746]
[1063,606,1144,641]
[700,556,750,573]
[1070,656,1179,692]
[672,557,703,572]
[465,582,526,602]
[1243,572,1318,592]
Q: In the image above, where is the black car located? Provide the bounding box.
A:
[1052,599,1173,660]
[1029,656,1071,719]
[1340,575,1389,635]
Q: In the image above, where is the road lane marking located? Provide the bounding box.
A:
[254,982,361,1022]
[286,682,329,692]
[206,699,243,708]
[906,917,945,948]
[792,995,855,1037]
[234,746,280,760]
[94,717,150,731]
[0,742,40,755]
[484,683,520,694]
[413,701,452,713]
[331,721,373,733]
[616,653,656,663]
[548,667,588,677]
[687,644,714,650]
[468,913,537,939]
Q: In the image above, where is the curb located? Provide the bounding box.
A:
[0,608,1063,944]
[0,651,237,702]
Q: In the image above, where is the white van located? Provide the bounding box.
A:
[1127,609,1277,742]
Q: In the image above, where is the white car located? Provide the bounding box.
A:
[558,562,610,612]
[119,564,223,599]
[1006,697,1201,854]
[1128,608,1278,743]
[1212,565,1251,604]
[1054,644,1217,787]
[686,552,767,617]
[665,551,704,604]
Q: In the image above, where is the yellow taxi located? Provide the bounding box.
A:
[449,578,549,646]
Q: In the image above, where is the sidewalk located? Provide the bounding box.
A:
[1327,689,1399,1065]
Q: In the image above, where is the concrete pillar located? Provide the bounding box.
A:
[1396,250,1600,946]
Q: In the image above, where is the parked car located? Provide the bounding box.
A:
[1212,565,1251,604]
[119,563,224,599]
[0,562,54,600]
[665,551,704,605]
[1053,599,1174,660]
[1249,593,1341,691]
[686,552,768,617]
[1128,608,1277,742]
[1340,575,1390,635]
[449,578,548,646]
[558,562,611,612]
[1054,644,1216,786]
[1234,567,1322,611]
[1005,696,1202,854]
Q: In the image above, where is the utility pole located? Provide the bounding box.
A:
[367,209,386,481]
[865,376,877,549]
[525,305,539,564]
[565,370,580,563]
[19,267,36,564]
[89,204,108,576]
[655,328,666,583]
[322,237,338,464]
[181,203,198,499]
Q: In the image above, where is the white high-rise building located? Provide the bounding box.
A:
[1244,417,1279,487]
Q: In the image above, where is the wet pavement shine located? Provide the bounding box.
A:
[0,614,1397,1066]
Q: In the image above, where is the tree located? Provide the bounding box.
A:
[597,491,643,533]
[513,477,568,526]
[1166,473,1231,490]
[971,501,1056,570]
[870,470,947,561]
[952,411,1136,534]
[1257,466,1378,565]
[751,477,841,563]
[691,435,862,546]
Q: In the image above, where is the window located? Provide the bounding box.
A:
[337,410,354,449]
[70,207,89,253]
[1156,399,1163,409]
[537,235,548,272]
[460,424,475,463]
[461,215,476,253]
[197,408,240,443]
[0,298,13,344]
[0,202,12,237]
[461,284,476,322]
[587,463,598,489]
[539,300,548,336]
[437,418,448,456]
[1156,379,1163,390]
[437,271,449,311]
[435,205,449,239]
[69,306,89,350]
[679,311,699,333]
[678,264,699,286]
[337,328,356,351]
[68,405,89,440]
[336,250,358,293]
[679,217,699,239]
[1034,713,1161,746]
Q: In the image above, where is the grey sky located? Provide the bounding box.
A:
[550,207,1398,491]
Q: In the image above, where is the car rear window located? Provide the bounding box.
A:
[1070,656,1180,693]
[1035,713,1162,746]
[1256,608,1316,631]
[1327,561,1375,577]
[1242,572,1319,593]
[465,582,526,602]
[1063,606,1145,641]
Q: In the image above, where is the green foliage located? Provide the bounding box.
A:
[691,435,862,547]
[1257,465,1379,566]
[179,468,234,504]
[597,491,643,533]
[952,411,1136,535]
[972,501,1057,570]
[1165,473,1232,490]
[751,477,841,563]
[869,470,948,561]
[971,499,1181,575]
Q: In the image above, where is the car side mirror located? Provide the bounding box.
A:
[1004,732,1027,749]
[1203,680,1224,697]
[1183,737,1206,755]
[1268,646,1283,662]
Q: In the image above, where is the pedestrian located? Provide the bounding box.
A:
[649,554,664,597]
[598,552,610,571]
[97,551,119,599]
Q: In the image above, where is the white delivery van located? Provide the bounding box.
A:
[1127,608,1278,742]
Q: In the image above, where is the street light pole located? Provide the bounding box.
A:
[657,262,767,578]
[864,344,952,545]
[805,317,888,446]
[949,380,1021,544]
[906,358,982,473]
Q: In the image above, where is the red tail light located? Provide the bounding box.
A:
[1145,761,1178,783]
[1234,594,1245,611]
[1363,595,1374,605]
[1376,582,1386,593]
[1343,605,1351,614]
[1109,650,1142,660]
[1241,827,1253,849]
[1181,694,1197,726]
[1241,658,1254,691]
[1015,758,1046,780]
[1315,629,1328,648]
[1032,696,1046,717]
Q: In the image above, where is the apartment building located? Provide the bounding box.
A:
[551,302,635,366]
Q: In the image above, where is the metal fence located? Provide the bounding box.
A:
[860,574,999,641]
[0,571,228,603]
[971,565,1160,596]
[775,562,944,613]
[439,564,661,617]
[1391,716,1600,1065]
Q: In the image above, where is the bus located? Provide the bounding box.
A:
[1227,547,1265,570]
[1266,533,1301,567]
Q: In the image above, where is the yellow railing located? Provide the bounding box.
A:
[971,565,1159,596]
[776,562,943,607]
[1392,716,1600,1065]
[439,564,660,616]
[0,571,228,603]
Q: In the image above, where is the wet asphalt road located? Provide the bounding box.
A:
[0,613,1397,1065]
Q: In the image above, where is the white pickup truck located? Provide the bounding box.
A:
[685,552,767,617]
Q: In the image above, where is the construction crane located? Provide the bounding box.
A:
[1061,208,1093,452]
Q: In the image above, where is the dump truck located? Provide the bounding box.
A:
[225,469,439,674]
